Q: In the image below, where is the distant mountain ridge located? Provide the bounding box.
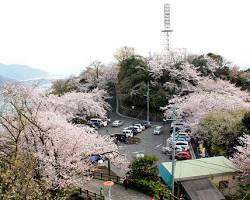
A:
[0,75,13,84]
[0,63,50,81]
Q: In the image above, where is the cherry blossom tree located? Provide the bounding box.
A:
[47,88,110,121]
[232,135,250,184]
[79,62,118,90]
[148,53,199,83]
[164,78,250,131]
[147,54,249,127]
[96,64,118,89]
[0,83,127,192]
[147,53,250,131]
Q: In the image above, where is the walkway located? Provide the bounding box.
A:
[84,179,150,200]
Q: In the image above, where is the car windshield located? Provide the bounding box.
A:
[176,142,188,145]
[155,126,162,130]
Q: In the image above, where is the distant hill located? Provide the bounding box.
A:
[0,63,50,81]
[0,75,13,84]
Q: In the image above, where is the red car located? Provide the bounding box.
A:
[175,151,192,160]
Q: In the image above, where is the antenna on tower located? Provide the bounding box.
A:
[162,3,173,53]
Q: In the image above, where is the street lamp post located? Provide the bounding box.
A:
[103,181,114,200]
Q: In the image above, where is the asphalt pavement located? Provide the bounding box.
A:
[84,179,150,200]
[99,90,172,176]
[98,116,171,164]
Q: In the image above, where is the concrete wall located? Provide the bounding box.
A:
[209,173,239,196]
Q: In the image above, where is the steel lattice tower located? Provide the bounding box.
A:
[162,3,173,52]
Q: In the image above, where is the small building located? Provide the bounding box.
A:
[181,178,226,200]
[160,156,239,199]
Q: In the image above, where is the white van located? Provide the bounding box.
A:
[90,118,108,127]
[122,129,133,138]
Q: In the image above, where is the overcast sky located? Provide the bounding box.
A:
[0,0,249,76]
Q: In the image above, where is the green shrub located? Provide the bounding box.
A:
[129,179,170,199]
[214,66,231,80]
[242,111,250,132]
[128,155,159,181]
[126,155,171,199]
[199,110,249,157]
[235,70,250,91]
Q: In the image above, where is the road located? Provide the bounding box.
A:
[98,116,171,163]
[96,89,172,175]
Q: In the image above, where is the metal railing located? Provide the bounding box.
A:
[92,171,124,184]
[79,188,105,200]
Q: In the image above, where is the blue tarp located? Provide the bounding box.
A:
[89,155,101,163]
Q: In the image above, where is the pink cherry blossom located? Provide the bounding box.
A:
[232,135,250,184]
[0,83,128,190]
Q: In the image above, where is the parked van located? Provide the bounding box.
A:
[89,118,108,127]
[122,129,133,138]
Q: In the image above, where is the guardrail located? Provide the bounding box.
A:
[92,171,124,184]
[92,173,182,200]
[79,188,105,200]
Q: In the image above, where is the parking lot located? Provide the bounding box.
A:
[98,116,171,163]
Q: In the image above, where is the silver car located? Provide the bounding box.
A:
[153,126,163,135]
[112,120,123,127]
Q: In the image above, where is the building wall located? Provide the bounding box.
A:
[209,173,233,184]
[159,164,239,196]
[209,173,239,196]
[159,164,172,187]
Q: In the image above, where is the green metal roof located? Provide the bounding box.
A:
[161,156,237,181]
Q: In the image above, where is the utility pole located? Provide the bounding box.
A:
[146,79,149,122]
[171,106,176,199]
[146,55,151,123]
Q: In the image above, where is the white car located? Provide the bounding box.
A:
[112,120,123,127]
[153,126,163,135]
[122,129,133,137]
[134,123,145,131]
[171,121,184,128]
[90,118,107,127]
[125,125,142,133]
[169,132,190,142]
[167,137,187,145]
[173,141,189,152]
[133,125,142,133]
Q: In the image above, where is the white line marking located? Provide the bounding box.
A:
[155,144,162,148]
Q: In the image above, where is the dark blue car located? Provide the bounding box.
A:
[87,121,101,129]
